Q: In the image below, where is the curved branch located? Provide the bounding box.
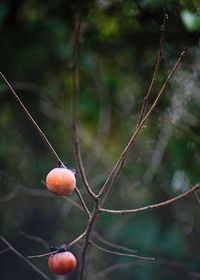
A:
[93,231,137,254]
[0,236,50,280]
[99,183,200,215]
[19,230,50,250]
[91,241,155,261]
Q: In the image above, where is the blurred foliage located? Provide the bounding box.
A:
[0,0,200,280]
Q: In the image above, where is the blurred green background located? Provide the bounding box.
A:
[0,0,200,279]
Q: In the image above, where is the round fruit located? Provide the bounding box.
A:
[48,251,77,275]
[46,167,76,196]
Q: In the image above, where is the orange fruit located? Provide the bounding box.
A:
[46,167,76,196]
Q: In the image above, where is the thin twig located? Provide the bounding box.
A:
[19,230,50,250]
[28,251,54,259]
[99,183,200,215]
[93,231,137,254]
[0,169,85,212]
[98,49,186,201]
[0,72,62,165]
[89,261,135,280]
[0,248,10,255]
[0,75,91,215]
[0,236,50,280]
[89,258,200,280]
[77,43,186,280]
[27,231,86,259]
[137,12,168,126]
[91,240,155,261]
[75,187,91,218]
[193,191,200,207]
[71,16,97,201]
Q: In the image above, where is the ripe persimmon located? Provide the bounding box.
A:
[48,251,77,275]
[46,167,76,196]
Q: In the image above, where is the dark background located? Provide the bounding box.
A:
[0,0,200,279]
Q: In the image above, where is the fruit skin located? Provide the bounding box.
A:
[46,167,76,196]
[48,251,77,275]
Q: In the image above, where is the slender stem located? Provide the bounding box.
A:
[19,230,50,249]
[137,12,168,126]
[99,183,200,215]
[0,236,51,280]
[93,231,137,254]
[27,232,86,259]
[193,191,200,207]
[71,16,97,201]
[0,72,62,165]
[28,251,55,259]
[91,241,155,261]
[89,259,200,280]
[0,248,10,255]
[77,48,186,280]
[77,202,99,280]
[75,187,91,218]
[98,49,186,201]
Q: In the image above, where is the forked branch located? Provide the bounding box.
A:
[98,48,186,201]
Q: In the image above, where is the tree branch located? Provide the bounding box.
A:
[93,231,137,254]
[193,191,200,207]
[75,187,91,218]
[71,16,97,201]
[0,236,51,280]
[98,48,186,202]
[0,72,62,165]
[137,12,168,126]
[0,248,10,255]
[27,231,86,259]
[90,240,155,261]
[77,201,99,280]
[19,230,50,250]
[99,183,200,215]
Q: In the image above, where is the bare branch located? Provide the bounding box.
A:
[0,236,50,280]
[89,261,135,280]
[28,251,54,259]
[77,203,99,280]
[0,72,62,165]
[193,191,200,207]
[98,49,186,201]
[71,16,97,201]
[137,12,168,126]
[99,183,200,215]
[0,248,10,255]
[19,230,50,250]
[0,169,86,214]
[90,240,155,261]
[93,231,137,254]
[89,258,200,280]
[76,34,186,280]
[75,187,91,218]
[27,231,86,259]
